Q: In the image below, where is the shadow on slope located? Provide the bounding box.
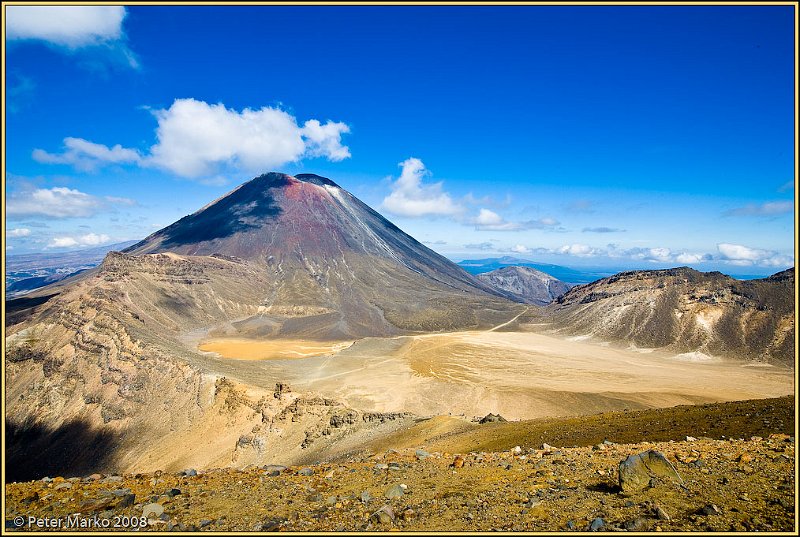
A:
[5,419,123,482]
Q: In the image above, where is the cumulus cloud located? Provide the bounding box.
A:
[724,201,794,217]
[6,6,126,47]
[6,6,138,68]
[471,208,560,231]
[7,187,102,218]
[557,243,604,257]
[147,99,350,177]
[511,244,530,254]
[381,158,464,217]
[8,228,31,237]
[717,243,792,267]
[35,99,352,179]
[6,187,132,219]
[48,232,111,249]
[33,137,141,171]
[582,227,625,233]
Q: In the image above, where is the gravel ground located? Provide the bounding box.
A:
[5,434,795,532]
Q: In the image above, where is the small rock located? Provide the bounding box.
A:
[54,482,73,490]
[375,463,389,470]
[199,519,213,528]
[117,494,136,508]
[655,506,671,521]
[542,443,554,450]
[415,449,431,460]
[79,497,114,512]
[371,505,395,525]
[388,462,402,471]
[165,488,181,498]
[142,503,165,519]
[479,413,506,424]
[263,464,287,477]
[182,469,198,477]
[686,436,697,442]
[401,508,415,521]
[624,518,647,531]
[737,453,753,464]
[452,455,465,468]
[512,446,522,455]
[360,490,372,503]
[87,473,102,481]
[700,504,722,516]
[566,520,576,530]
[298,468,314,476]
[589,517,605,531]
[385,484,407,499]
[258,518,287,531]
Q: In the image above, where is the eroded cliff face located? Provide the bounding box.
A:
[547,267,795,364]
[4,251,417,480]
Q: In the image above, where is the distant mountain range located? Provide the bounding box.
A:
[457,256,613,284]
[5,241,139,297]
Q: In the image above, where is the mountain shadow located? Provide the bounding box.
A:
[5,418,122,482]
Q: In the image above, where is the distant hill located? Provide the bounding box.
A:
[548,266,795,365]
[458,256,611,284]
[477,266,571,305]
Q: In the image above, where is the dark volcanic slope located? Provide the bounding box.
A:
[477,266,571,305]
[547,267,795,364]
[43,173,516,338]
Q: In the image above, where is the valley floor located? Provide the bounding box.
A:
[5,397,795,532]
[193,327,794,421]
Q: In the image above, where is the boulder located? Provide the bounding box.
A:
[618,450,683,494]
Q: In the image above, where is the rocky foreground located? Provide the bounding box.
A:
[5,398,796,532]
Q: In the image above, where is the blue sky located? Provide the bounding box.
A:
[4,4,796,276]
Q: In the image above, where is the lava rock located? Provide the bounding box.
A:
[618,450,683,494]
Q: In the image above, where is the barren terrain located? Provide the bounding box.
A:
[192,327,793,421]
[6,397,794,532]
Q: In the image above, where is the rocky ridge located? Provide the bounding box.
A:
[546,267,795,364]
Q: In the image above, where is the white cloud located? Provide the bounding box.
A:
[8,228,32,237]
[724,201,794,217]
[33,137,141,171]
[558,243,603,257]
[7,187,102,218]
[33,99,352,179]
[48,233,111,249]
[675,252,705,264]
[6,6,126,48]
[146,99,350,177]
[511,244,530,254]
[381,158,464,217]
[6,187,133,219]
[717,243,793,267]
[472,208,560,231]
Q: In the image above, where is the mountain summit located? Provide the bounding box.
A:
[121,172,518,337]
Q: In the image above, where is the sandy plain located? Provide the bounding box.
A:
[194,326,793,421]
